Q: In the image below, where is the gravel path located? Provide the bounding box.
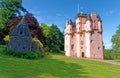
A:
[91,59,120,66]
[99,60,120,65]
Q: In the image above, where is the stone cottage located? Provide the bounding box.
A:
[9,16,41,52]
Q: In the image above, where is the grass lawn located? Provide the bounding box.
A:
[0,54,120,78]
[115,60,120,62]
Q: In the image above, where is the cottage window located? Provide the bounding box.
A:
[20,30,23,35]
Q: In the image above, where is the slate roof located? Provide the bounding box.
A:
[10,16,31,36]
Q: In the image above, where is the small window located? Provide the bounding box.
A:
[80,34,82,37]
[20,30,23,35]
[91,33,92,36]
[71,44,74,50]
[23,47,25,49]
[98,46,100,50]
[71,35,73,38]
[81,41,83,45]
[91,40,93,43]
[94,25,96,29]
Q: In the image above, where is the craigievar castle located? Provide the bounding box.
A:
[64,12,103,59]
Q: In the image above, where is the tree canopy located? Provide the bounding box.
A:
[41,24,64,53]
[111,25,120,59]
[0,0,27,44]
[0,0,27,28]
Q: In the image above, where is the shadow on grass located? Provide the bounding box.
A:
[0,54,91,78]
[37,58,90,78]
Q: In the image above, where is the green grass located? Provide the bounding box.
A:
[0,54,120,78]
[115,60,120,62]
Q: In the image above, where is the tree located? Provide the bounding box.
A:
[41,23,50,37]
[41,24,64,53]
[0,0,27,44]
[111,25,120,59]
[0,0,28,28]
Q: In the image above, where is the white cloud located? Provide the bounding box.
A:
[103,37,112,49]
[104,42,112,49]
[102,10,114,16]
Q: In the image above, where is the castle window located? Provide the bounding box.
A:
[71,44,74,50]
[80,34,82,37]
[91,40,93,43]
[94,25,96,29]
[81,41,83,45]
[71,35,73,38]
[91,33,92,36]
[98,46,100,50]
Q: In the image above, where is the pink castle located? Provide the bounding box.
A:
[64,12,103,59]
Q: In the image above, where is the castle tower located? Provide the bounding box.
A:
[89,12,103,59]
[64,19,75,56]
[64,12,103,59]
[84,15,92,58]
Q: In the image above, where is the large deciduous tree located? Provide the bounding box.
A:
[41,24,64,53]
[0,0,27,44]
[111,25,120,59]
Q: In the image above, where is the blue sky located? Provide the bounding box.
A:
[22,0,120,49]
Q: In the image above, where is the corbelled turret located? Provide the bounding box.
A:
[64,19,75,35]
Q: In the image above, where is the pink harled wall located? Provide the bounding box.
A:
[64,12,103,59]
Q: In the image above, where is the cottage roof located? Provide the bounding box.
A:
[10,16,31,36]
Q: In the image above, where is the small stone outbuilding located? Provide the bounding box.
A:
[9,16,43,52]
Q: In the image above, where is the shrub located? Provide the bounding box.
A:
[0,46,44,59]
[104,49,113,60]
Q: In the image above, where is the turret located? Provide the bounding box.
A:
[76,13,87,33]
[97,16,102,33]
[85,16,92,32]
[90,12,102,31]
[64,19,75,35]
